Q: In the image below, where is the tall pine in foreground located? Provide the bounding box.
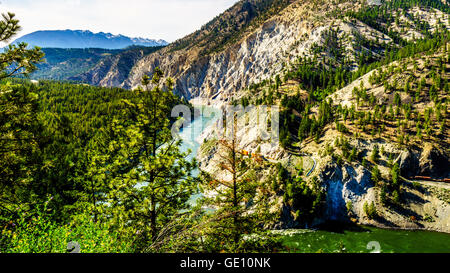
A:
[95,68,197,251]
[0,12,44,222]
[197,114,280,252]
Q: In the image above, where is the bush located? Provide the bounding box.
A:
[380,186,388,205]
[371,166,382,185]
[346,201,353,215]
[363,202,377,220]
[371,145,380,163]
[412,181,422,190]
[1,205,133,253]
[392,190,401,204]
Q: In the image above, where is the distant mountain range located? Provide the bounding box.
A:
[10,30,168,49]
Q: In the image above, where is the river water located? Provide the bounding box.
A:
[281,226,450,253]
[179,107,450,253]
[178,106,219,177]
[178,106,219,205]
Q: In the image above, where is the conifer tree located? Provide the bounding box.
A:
[99,68,197,250]
[0,12,44,220]
[199,114,277,252]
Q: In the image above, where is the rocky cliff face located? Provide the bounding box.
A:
[396,145,450,179]
[124,0,313,99]
[320,162,375,221]
[317,157,450,233]
[79,0,448,105]
[79,0,366,98]
[70,46,163,87]
[196,102,450,233]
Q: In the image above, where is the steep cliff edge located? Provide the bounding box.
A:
[78,0,368,98]
[70,46,163,87]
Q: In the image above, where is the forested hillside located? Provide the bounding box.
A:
[69,46,164,86]
[31,48,121,80]
[0,76,203,252]
[29,46,164,81]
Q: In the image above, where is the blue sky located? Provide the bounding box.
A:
[0,0,238,42]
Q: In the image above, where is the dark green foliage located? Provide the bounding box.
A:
[284,58,352,100]
[93,71,198,251]
[371,166,382,185]
[391,163,401,188]
[392,189,401,204]
[0,80,136,213]
[0,83,44,222]
[283,173,325,223]
[363,201,377,220]
[347,0,449,44]
[30,46,164,81]
[0,12,45,224]
[295,99,334,145]
[1,73,192,251]
[371,145,380,163]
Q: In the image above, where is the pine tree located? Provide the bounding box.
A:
[0,13,44,80]
[391,163,400,188]
[98,69,197,250]
[371,145,380,163]
[0,12,44,220]
[372,166,382,185]
[199,114,276,252]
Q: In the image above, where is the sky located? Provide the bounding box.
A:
[0,0,238,42]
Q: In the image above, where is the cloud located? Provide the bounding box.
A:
[0,0,238,42]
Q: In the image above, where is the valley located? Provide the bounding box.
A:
[1,0,449,253]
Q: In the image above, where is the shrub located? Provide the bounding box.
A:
[392,190,401,204]
[371,166,382,185]
[380,185,388,205]
[412,181,422,190]
[346,201,353,215]
[363,202,377,220]
[1,205,133,253]
[371,145,380,163]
